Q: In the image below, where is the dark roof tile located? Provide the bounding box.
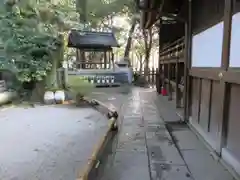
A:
[68,30,120,50]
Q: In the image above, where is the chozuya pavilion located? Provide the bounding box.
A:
[67,29,133,87]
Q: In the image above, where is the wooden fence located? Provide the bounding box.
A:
[133,68,158,86]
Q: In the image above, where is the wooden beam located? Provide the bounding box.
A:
[144,0,165,28]
[189,68,220,80]
[216,0,233,155]
[223,70,240,84]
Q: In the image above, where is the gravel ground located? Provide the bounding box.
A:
[0,105,109,180]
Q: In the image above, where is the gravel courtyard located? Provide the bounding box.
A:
[0,105,109,180]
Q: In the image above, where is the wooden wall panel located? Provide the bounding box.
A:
[191,78,200,122]
[209,81,221,144]
[199,79,211,131]
[190,78,220,150]
[226,84,240,161]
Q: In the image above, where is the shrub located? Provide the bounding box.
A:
[67,76,94,102]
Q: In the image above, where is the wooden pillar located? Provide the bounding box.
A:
[183,0,192,122]
[187,0,193,120]
[163,64,167,91]
[104,51,107,69]
[108,51,110,68]
[160,64,163,88]
[168,63,173,100]
[176,59,181,108]
[76,49,80,69]
[216,0,233,155]
[157,25,162,93]
[111,51,114,69]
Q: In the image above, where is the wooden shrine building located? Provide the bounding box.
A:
[68,30,119,69]
[138,0,240,176]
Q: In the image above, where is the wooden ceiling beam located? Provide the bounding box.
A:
[140,0,187,29]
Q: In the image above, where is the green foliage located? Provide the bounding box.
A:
[67,76,94,100]
[0,0,137,85]
[0,0,80,83]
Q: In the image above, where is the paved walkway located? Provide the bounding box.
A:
[97,88,236,180]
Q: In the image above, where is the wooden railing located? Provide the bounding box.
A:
[156,37,185,108]
[159,37,185,63]
[134,68,158,86]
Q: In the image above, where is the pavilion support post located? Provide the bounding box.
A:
[76,49,80,69]
[216,0,233,155]
[80,51,86,69]
[104,50,107,69]
[183,0,192,122]
[110,51,113,68]
[111,51,115,69]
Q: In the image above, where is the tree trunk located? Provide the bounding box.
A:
[45,34,64,89]
[144,50,150,80]
[124,19,136,63]
[139,57,143,73]
[143,28,153,80]
[45,56,58,89]
[76,0,87,69]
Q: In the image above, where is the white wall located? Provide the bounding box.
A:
[192,22,224,67]
[229,12,240,67]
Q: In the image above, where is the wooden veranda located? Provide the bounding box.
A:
[137,0,240,177]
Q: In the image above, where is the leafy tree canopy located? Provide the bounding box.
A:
[0,0,80,82]
[0,0,137,84]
